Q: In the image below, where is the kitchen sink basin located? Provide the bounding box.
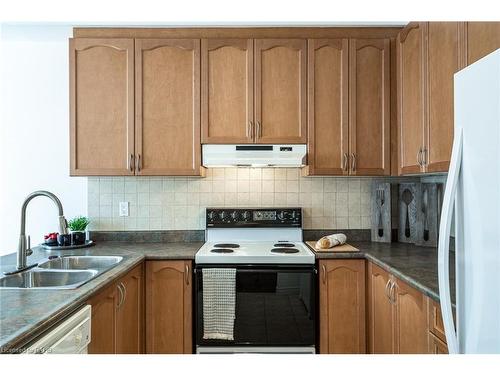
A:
[0,269,98,289]
[0,255,124,289]
[38,255,123,270]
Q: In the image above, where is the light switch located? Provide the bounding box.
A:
[119,202,129,217]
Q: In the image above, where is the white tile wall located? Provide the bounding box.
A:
[87,168,372,231]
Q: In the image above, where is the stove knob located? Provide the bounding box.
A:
[207,211,216,221]
[242,210,251,221]
[230,210,238,220]
[219,211,227,220]
[277,211,286,220]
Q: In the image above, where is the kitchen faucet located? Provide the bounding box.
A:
[15,190,69,272]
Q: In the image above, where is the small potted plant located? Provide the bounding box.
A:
[67,216,90,245]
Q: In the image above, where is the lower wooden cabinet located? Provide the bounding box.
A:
[319,259,366,353]
[428,332,448,354]
[367,262,428,354]
[87,282,118,353]
[392,277,428,353]
[145,260,192,354]
[116,264,145,353]
[88,263,144,354]
[367,262,394,353]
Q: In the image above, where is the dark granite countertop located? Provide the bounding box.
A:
[0,241,202,352]
[1,238,454,352]
[310,241,455,305]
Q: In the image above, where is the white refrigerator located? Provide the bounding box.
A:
[439,48,500,354]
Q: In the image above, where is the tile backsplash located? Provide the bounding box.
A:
[87,168,372,231]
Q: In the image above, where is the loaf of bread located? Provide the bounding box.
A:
[315,233,347,249]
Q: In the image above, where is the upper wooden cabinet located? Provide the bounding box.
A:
[201,38,306,144]
[201,39,254,143]
[146,260,192,354]
[306,38,390,176]
[466,22,500,64]
[70,38,203,176]
[426,22,464,172]
[397,23,426,175]
[307,39,349,175]
[70,38,135,176]
[398,22,468,175]
[319,259,366,353]
[135,39,201,175]
[254,39,307,143]
[349,38,391,175]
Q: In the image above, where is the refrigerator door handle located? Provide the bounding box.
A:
[438,128,463,354]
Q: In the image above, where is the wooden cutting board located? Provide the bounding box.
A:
[305,241,360,253]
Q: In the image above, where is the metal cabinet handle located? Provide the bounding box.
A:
[389,280,397,304]
[422,147,427,166]
[342,153,348,172]
[185,264,190,285]
[321,264,326,284]
[256,121,261,139]
[351,153,357,172]
[384,279,391,300]
[136,154,141,172]
[120,282,126,306]
[417,149,422,166]
[247,121,253,139]
[129,154,134,172]
[117,283,124,309]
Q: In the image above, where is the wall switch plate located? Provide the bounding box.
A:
[119,202,129,217]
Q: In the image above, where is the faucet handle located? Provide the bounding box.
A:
[26,235,33,256]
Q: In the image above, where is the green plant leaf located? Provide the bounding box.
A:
[68,216,90,231]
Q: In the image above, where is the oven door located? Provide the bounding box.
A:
[195,265,316,350]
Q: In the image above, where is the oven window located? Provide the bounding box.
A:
[196,267,316,347]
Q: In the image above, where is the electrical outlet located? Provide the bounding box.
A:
[119,202,129,217]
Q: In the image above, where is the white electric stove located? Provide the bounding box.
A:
[195,208,314,265]
[194,207,317,354]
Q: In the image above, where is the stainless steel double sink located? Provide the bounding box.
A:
[0,256,123,289]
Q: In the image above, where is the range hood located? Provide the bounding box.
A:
[202,144,307,168]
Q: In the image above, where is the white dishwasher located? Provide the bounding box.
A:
[25,305,91,354]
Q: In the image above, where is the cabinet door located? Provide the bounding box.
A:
[135,39,201,176]
[319,259,366,353]
[428,297,447,343]
[69,38,135,176]
[349,38,391,176]
[307,39,349,175]
[146,260,192,353]
[397,23,426,175]
[255,39,307,143]
[393,278,428,353]
[201,39,254,143]
[467,22,500,65]
[428,333,448,354]
[87,283,118,354]
[116,263,144,354]
[367,262,393,354]
[426,22,463,173]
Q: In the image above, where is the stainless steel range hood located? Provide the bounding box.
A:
[202,144,307,168]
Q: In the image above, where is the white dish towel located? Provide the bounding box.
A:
[202,268,237,341]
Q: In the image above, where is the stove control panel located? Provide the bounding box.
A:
[206,208,302,227]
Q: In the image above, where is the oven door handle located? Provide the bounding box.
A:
[196,267,317,274]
